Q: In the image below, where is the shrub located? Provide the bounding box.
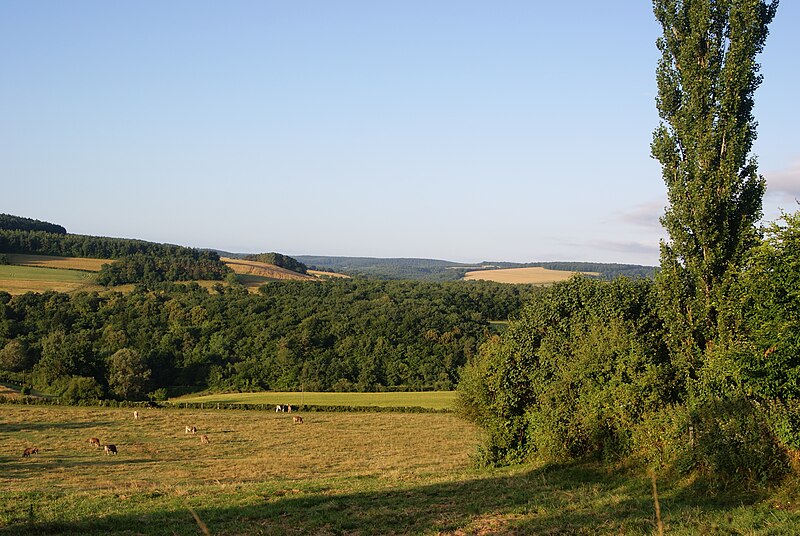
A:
[62,376,104,404]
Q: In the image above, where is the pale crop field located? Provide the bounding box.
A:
[173,390,458,410]
[463,266,596,284]
[6,254,110,272]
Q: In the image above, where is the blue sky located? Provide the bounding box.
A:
[2,1,798,266]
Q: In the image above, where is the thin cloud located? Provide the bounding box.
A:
[614,200,666,230]
[765,160,800,198]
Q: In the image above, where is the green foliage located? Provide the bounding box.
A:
[0,213,67,234]
[0,253,8,265]
[243,252,308,274]
[0,339,31,372]
[722,209,800,401]
[652,0,778,366]
[96,253,231,285]
[107,348,151,400]
[458,277,671,465]
[0,279,526,398]
[61,376,104,404]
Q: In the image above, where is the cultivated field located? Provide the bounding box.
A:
[221,257,315,282]
[173,390,457,410]
[463,266,596,284]
[6,254,110,272]
[0,265,103,295]
[1,404,798,534]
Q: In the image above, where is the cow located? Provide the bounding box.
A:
[88,437,101,448]
[22,447,38,457]
[292,416,304,424]
[275,405,283,413]
[104,444,118,455]
[185,426,197,434]
[199,434,209,445]
[133,410,139,420]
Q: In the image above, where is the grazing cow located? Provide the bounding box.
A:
[22,447,39,457]
[104,444,117,455]
[88,437,101,448]
[275,405,283,413]
[133,410,139,420]
[292,416,304,424]
[185,425,197,434]
[199,434,209,445]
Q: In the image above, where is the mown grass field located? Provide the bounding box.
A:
[173,390,458,410]
[2,404,798,535]
[0,265,103,294]
[463,266,597,285]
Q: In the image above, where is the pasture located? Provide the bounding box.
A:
[0,265,102,295]
[173,390,458,410]
[463,266,596,285]
[1,405,799,534]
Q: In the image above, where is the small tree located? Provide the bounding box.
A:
[652,0,778,376]
[0,339,31,372]
[107,348,151,400]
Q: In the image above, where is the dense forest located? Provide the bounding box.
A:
[0,213,67,235]
[0,279,535,400]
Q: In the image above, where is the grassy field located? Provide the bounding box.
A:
[1,405,798,535]
[463,266,597,285]
[173,390,458,410]
[0,265,103,294]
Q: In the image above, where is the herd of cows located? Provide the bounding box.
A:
[18,407,305,459]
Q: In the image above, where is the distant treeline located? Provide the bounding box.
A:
[0,213,67,235]
[0,279,535,400]
[0,225,231,285]
[243,252,308,274]
[297,256,468,281]
[297,256,657,281]
[519,262,656,280]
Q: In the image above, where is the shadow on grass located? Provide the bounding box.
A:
[0,421,114,433]
[3,462,793,535]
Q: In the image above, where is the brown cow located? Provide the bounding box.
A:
[199,434,209,445]
[88,437,101,448]
[185,425,197,434]
[22,447,39,457]
[292,416,304,424]
[104,444,117,455]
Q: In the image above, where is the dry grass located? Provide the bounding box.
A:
[464,266,597,285]
[221,257,315,281]
[7,254,111,272]
[0,405,479,493]
[0,265,105,295]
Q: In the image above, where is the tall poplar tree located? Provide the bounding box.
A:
[651,0,778,371]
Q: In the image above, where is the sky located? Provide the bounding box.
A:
[2,1,798,266]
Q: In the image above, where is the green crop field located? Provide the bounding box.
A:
[0,265,95,282]
[172,390,458,410]
[1,405,799,534]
